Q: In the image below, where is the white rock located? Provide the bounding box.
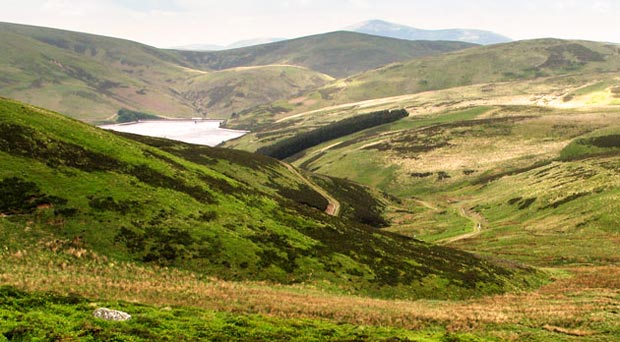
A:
[93,308,132,321]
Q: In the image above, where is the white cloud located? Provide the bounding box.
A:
[0,0,619,47]
[552,0,578,11]
[106,0,186,12]
[41,0,90,16]
[348,0,371,8]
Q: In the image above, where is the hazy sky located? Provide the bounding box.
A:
[1,0,618,47]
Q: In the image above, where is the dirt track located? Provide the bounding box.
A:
[280,161,341,216]
[437,205,486,244]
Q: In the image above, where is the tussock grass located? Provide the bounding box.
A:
[1,249,619,340]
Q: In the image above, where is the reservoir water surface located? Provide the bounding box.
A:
[100,120,248,147]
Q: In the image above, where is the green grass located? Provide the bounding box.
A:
[3,97,620,340]
[2,286,489,342]
[6,23,620,342]
[302,149,397,189]
[0,97,543,300]
[559,127,620,160]
[0,22,198,121]
[0,23,477,122]
[324,39,620,106]
[262,98,620,268]
[379,106,494,133]
[454,156,620,265]
[291,106,509,196]
[407,207,473,243]
[2,244,619,342]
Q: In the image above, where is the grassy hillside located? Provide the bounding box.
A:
[176,31,476,78]
[6,263,614,341]
[226,39,620,131]
[222,99,620,342]
[258,101,620,268]
[441,153,620,266]
[432,125,620,265]
[221,57,620,269]
[332,39,620,103]
[559,127,620,160]
[5,25,620,342]
[0,97,541,300]
[0,22,195,121]
[0,23,475,122]
[4,263,620,341]
[224,72,620,152]
[0,22,333,121]
[181,65,333,119]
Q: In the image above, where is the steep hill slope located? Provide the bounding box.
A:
[0,97,541,299]
[0,22,333,121]
[175,31,476,78]
[348,19,511,45]
[242,100,620,268]
[226,39,620,131]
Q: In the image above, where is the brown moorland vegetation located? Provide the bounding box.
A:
[2,245,619,340]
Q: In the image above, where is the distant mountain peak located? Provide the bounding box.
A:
[346,19,511,45]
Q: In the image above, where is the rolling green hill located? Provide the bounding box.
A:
[181,65,333,119]
[225,39,620,131]
[0,22,195,121]
[0,97,541,300]
[0,22,333,121]
[176,31,476,78]
[0,23,475,122]
[329,39,620,103]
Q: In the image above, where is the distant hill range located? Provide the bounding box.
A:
[224,38,620,132]
[172,19,509,51]
[172,37,285,51]
[347,19,512,45]
[0,22,474,121]
[176,31,475,78]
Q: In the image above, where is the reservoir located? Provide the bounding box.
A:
[99,119,248,147]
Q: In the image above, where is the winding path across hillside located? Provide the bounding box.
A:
[437,205,486,244]
[280,161,341,216]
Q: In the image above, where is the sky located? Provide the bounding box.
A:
[1,0,618,48]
